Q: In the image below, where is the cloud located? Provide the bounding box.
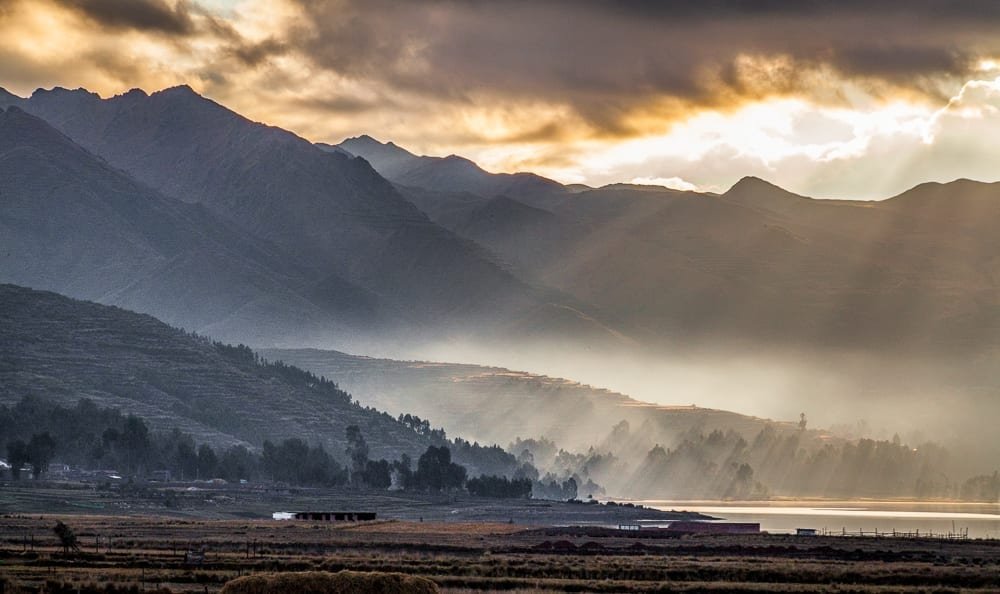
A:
[629,176,700,192]
[4,0,1000,199]
[544,76,1000,200]
[54,0,196,35]
[277,0,1000,138]
[226,36,288,66]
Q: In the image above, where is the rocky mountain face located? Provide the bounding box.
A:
[0,106,382,344]
[2,87,615,347]
[358,138,1000,354]
[335,135,564,199]
[6,83,1000,364]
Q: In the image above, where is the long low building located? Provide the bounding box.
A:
[272,511,377,522]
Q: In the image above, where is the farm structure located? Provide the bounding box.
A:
[273,511,377,522]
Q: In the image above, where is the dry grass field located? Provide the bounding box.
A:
[1,513,999,593]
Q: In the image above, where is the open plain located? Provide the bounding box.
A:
[2,510,999,593]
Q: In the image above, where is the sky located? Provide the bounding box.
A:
[4,0,1000,198]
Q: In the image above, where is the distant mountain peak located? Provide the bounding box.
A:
[724,175,808,199]
[156,84,199,97]
[728,175,785,193]
[720,176,812,215]
[885,177,1000,208]
[148,85,209,106]
[353,133,382,143]
[119,88,149,99]
[338,134,417,165]
[341,134,399,150]
[31,86,100,100]
[441,154,479,167]
[0,87,22,102]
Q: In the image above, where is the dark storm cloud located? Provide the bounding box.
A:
[228,37,289,67]
[280,0,1000,135]
[829,45,967,79]
[56,0,196,35]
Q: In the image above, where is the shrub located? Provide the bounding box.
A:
[220,570,439,594]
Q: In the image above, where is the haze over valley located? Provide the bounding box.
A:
[6,3,1000,590]
[2,82,1000,500]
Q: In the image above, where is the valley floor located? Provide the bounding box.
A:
[1,513,999,593]
[0,481,701,526]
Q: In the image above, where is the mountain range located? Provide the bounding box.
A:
[4,84,1000,359]
[3,83,1000,482]
[0,87,608,350]
[336,135,1000,354]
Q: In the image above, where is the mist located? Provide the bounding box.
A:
[337,334,1000,480]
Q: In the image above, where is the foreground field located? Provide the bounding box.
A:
[1,513,999,593]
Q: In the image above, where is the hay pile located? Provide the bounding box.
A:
[220,570,439,594]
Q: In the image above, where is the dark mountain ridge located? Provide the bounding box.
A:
[0,106,386,342]
[0,283,516,475]
[335,135,565,199]
[352,137,1000,353]
[2,86,616,346]
[6,83,1000,355]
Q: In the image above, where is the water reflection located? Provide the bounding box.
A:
[640,500,1000,539]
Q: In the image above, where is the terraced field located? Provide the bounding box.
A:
[0,285,433,460]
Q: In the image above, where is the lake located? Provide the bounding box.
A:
[639,500,1000,539]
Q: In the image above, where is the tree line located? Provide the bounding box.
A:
[0,396,537,499]
[517,420,999,501]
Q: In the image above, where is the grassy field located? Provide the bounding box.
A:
[0,481,708,526]
[1,512,999,593]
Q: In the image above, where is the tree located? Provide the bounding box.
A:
[120,415,151,474]
[174,439,199,480]
[345,425,369,485]
[261,438,346,486]
[27,433,56,479]
[413,445,467,492]
[6,439,28,480]
[467,475,532,498]
[362,459,392,489]
[218,445,258,483]
[197,443,218,479]
[262,438,308,483]
[53,520,80,554]
[392,454,413,489]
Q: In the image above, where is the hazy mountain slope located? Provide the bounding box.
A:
[0,107,380,342]
[405,166,1000,352]
[262,347,789,454]
[0,284,433,460]
[335,135,564,199]
[10,86,574,336]
[334,134,1000,353]
[444,196,556,240]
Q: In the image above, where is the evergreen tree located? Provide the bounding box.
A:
[27,433,56,479]
[5,439,28,480]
